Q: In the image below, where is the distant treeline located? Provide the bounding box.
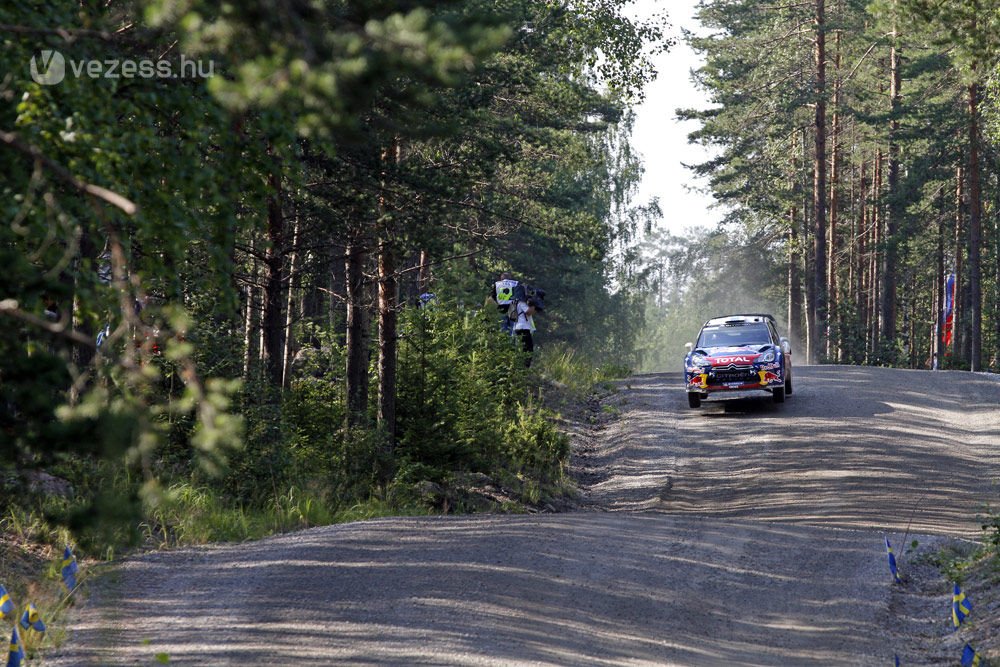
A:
[644,0,1000,372]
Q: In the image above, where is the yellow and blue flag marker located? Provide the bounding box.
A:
[61,545,78,592]
[0,585,13,620]
[19,603,45,634]
[952,583,972,628]
[961,643,982,667]
[7,626,25,667]
[884,537,901,583]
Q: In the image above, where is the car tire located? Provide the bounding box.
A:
[687,393,701,408]
[772,386,785,404]
[785,374,793,395]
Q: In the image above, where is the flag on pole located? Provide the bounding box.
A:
[885,537,901,583]
[61,545,78,592]
[943,273,956,349]
[7,626,25,667]
[19,604,45,634]
[952,583,972,628]
[0,585,13,620]
[961,644,982,667]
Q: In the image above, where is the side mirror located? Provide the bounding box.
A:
[685,342,693,352]
[780,337,791,355]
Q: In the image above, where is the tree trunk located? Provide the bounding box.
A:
[881,31,902,354]
[377,239,398,441]
[966,83,983,371]
[72,226,98,372]
[854,158,866,362]
[953,165,964,365]
[810,0,828,365]
[282,213,302,387]
[417,249,431,295]
[827,28,841,361]
[934,187,945,370]
[789,207,803,346]
[376,139,401,445]
[994,199,1000,368]
[262,169,286,387]
[243,237,260,378]
[345,229,370,428]
[868,151,882,359]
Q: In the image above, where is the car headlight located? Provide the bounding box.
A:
[759,350,776,363]
[690,352,709,367]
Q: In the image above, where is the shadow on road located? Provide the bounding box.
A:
[59,513,901,666]
[581,366,1000,536]
[51,365,998,666]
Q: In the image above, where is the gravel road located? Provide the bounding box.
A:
[51,366,1000,666]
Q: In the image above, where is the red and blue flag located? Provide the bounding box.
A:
[943,273,956,349]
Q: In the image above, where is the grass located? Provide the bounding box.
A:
[1,479,436,662]
[536,344,630,397]
[0,342,626,659]
[140,483,431,547]
[1,507,77,656]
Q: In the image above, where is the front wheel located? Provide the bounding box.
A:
[687,393,701,408]
[785,374,793,395]
[772,386,785,404]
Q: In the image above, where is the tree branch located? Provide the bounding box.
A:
[0,23,127,40]
[0,299,96,348]
[0,130,138,215]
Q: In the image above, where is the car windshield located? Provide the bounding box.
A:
[697,323,771,348]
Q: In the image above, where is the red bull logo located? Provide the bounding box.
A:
[758,370,781,385]
[688,374,708,388]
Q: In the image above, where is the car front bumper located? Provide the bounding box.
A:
[685,366,784,394]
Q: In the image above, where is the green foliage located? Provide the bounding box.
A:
[500,401,570,489]
[536,344,629,397]
[3,0,666,549]
[983,511,1000,554]
[396,304,525,479]
[141,483,337,546]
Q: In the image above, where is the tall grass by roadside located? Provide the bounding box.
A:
[536,344,630,397]
[139,484,433,547]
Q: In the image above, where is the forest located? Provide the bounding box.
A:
[1,0,665,548]
[3,0,1000,551]
[644,0,1000,374]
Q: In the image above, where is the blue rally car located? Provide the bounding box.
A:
[684,314,793,408]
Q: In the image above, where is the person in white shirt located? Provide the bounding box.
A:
[513,298,538,367]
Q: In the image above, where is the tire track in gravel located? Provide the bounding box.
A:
[49,366,1000,666]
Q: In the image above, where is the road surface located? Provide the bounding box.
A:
[51,366,1000,665]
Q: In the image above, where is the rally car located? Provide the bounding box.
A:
[684,314,793,408]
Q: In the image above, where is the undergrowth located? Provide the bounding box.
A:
[1,305,630,662]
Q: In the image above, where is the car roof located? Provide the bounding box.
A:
[702,313,776,327]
